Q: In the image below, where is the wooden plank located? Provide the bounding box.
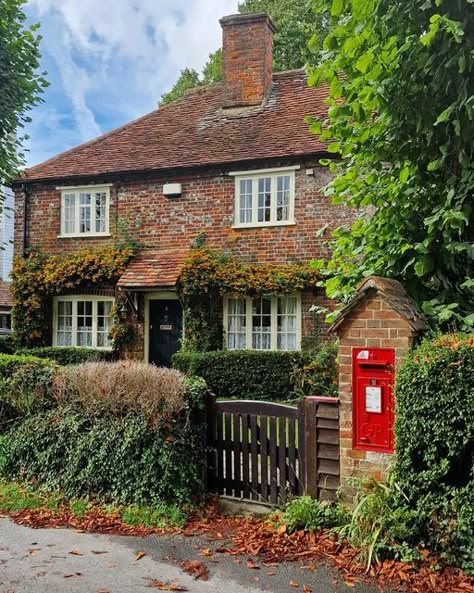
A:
[233,413,242,498]
[317,428,339,446]
[250,414,259,500]
[317,418,340,430]
[216,411,224,495]
[316,404,340,420]
[297,399,305,496]
[318,475,340,491]
[224,412,232,496]
[215,400,298,419]
[288,418,297,497]
[269,417,278,505]
[260,416,268,502]
[318,458,341,476]
[317,443,340,460]
[241,414,250,499]
[278,417,287,505]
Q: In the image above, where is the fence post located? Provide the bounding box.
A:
[301,397,318,498]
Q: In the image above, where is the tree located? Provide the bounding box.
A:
[308,0,474,329]
[159,0,325,106]
[159,68,201,107]
[0,0,47,185]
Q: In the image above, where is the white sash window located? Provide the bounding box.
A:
[59,185,111,237]
[53,296,114,349]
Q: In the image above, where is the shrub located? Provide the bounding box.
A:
[393,333,474,572]
[0,354,57,426]
[292,342,338,399]
[282,495,347,533]
[0,377,208,506]
[16,347,114,365]
[173,350,302,400]
[55,361,187,422]
[0,335,16,355]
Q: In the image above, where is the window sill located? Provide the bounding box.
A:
[57,233,111,239]
[232,221,296,230]
[52,345,113,351]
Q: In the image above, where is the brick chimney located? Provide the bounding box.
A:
[220,13,275,109]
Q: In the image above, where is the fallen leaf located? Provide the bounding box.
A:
[289,580,299,588]
[135,550,146,561]
[63,573,82,578]
[69,550,83,556]
[199,548,212,557]
[266,571,276,576]
[303,586,312,593]
[97,590,111,593]
[28,549,38,556]
[180,560,208,581]
[246,559,260,570]
[91,550,108,555]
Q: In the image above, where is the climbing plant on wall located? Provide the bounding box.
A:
[11,246,135,348]
[177,248,321,351]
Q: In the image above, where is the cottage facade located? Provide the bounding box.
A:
[14,13,357,365]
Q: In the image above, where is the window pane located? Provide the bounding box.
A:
[227,298,246,349]
[57,301,73,346]
[77,300,93,347]
[277,296,298,351]
[276,175,291,221]
[252,297,272,350]
[63,194,76,234]
[97,301,112,347]
[257,177,271,222]
[239,180,252,224]
[95,192,107,233]
[79,193,92,233]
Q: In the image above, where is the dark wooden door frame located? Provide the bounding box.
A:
[145,292,183,366]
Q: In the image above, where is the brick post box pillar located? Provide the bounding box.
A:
[329,277,427,502]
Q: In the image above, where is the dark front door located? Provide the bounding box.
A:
[149,299,183,367]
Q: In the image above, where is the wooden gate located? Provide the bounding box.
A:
[206,397,340,506]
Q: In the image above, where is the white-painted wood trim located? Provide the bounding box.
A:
[228,166,300,176]
[56,184,113,190]
[59,186,110,237]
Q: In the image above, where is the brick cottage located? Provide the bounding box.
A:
[13,12,357,366]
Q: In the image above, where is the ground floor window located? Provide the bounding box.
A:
[224,294,301,351]
[0,309,11,333]
[53,296,114,349]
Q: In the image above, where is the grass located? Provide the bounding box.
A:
[0,481,189,529]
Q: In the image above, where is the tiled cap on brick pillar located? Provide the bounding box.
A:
[220,13,276,109]
[329,277,427,502]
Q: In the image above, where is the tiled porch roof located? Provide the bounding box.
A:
[117,249,188,290]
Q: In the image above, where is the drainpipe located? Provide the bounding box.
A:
[20,183,29,256]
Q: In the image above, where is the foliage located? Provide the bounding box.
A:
[291,342,338,399]
[0,0,48,185]
[281,495,347,532]
[393,333,474,572]
[16,346,114,365]
[177,248,320,351]
[11,246,134,348]
[308,0,474,330]
[0,334,15,354]
[54,361,187,423]
[0,377,208,506]
[174,349,301,401]
[0,353,56,426]
[159,0,326,106]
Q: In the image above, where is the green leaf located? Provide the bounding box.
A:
[355,51,374,73]
[331,0,344,17]
[435,104,456,125]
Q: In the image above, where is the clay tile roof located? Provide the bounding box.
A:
[329,276,428,333]
[0,280,12,308]
[22,71,330,183]
[117,249,188,290]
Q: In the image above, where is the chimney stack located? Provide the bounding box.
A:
[220,13,275,110]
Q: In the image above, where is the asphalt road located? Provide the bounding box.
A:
[0,517,387,593]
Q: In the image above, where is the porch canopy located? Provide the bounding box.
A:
[117,248,188,290]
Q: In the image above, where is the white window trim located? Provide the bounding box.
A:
[58,185,111,238]
[231,168,297,229]
[223,293,302,351]
[52,295,115,350]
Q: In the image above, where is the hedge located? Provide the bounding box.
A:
[16,347,115,365]
[0,335,15,355]
[393,334,474,573]
[0,354,57,426]
[0,376,208,505]
[172,344,338,401]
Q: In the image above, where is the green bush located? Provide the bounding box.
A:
[0,377,208,506]
[172,346,338,401]
[0,354,57,426]
[393,334,474,573]
[16,347,115,365]
[0,335,16,355]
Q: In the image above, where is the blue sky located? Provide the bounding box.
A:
[24,0,239,167]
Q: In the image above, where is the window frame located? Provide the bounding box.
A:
[223,293,302,351]
[58,185,112,238]
[52,295,115,350]
[230,167,298,229]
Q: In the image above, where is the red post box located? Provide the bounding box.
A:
[352,347,395,453]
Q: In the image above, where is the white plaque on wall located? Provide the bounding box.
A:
[365,386,382,413]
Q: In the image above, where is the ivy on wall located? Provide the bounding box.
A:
[177,248,321,352]
[11,247,135,348]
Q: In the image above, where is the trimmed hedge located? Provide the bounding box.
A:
[172,345,338,401]
[0,377,208,505]
[393,334,474,572]
[16,347,115,365]
[0,335,15,355]
[0,354,57,425]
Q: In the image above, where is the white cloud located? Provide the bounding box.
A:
[25,0,239,163]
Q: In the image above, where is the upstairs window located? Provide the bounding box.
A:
[230,168,297,228]
[59,186,110,237]
[53,296,114,349]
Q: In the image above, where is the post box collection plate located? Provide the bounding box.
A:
[365,386,382,413]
